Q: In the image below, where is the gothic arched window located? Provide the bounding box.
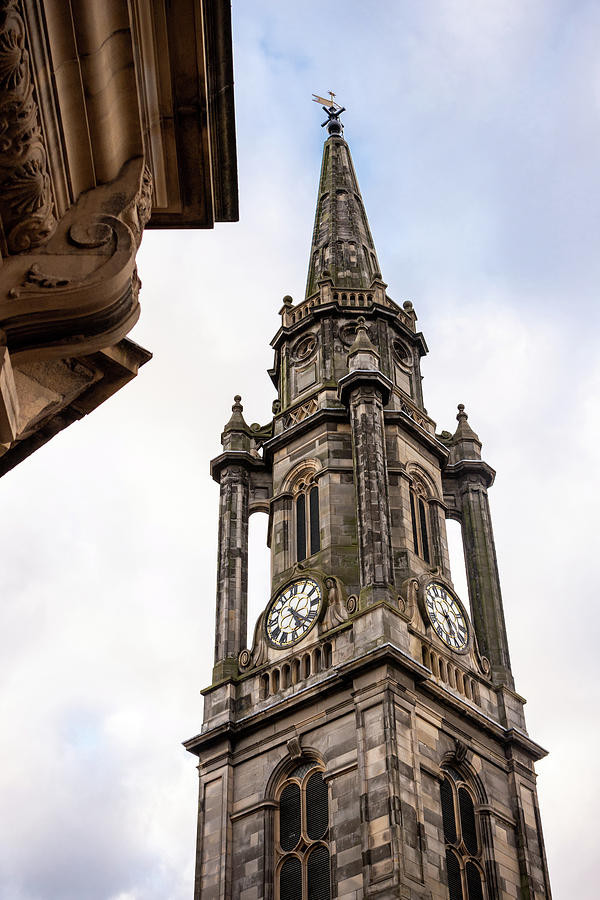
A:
[295,478,320,562]
[276,761,331,900]
[440,771,485,900]
[409,479,431,564]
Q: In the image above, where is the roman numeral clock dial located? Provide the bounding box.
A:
[265,578,322,648]
[425,582,469,651]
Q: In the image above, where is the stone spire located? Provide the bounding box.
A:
[450,403,483,461]
[221,394,251,451]
[347,316,380,371]
[305,116,382,298]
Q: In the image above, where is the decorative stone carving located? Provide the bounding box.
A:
[68,222,113,250]
[286,736,302,759]
[8,263,70,297]
[291,333,317,363]
[239,612,268,673]
[0,0,56,254]
[452,738,469,765]
[238,649,252,670]
[123,163,153,243]
[283,396,318,429]
[0,157,150,360]
[476,649,492,678]
[399,396,429,430]
[399,576,419,622]
[323,576,348,630]
[345,594,358,614]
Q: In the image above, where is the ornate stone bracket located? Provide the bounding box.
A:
[286,736,302,760]
[0,158,151,361]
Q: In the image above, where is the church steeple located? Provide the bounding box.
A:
[187,108,552,900]
[305,110,381,298]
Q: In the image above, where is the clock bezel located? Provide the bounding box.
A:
[423,580,470,654]
[264,576,324,649]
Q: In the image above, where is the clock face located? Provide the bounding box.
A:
[425,582,469,651]
[265,578,322,648]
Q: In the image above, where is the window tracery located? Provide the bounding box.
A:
[275,761,331,900]
[440,770,486,900]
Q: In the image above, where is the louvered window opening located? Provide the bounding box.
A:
[418,497,431,563]
[307,846,330,900]
[441,778,457,844]
[458,788,478,856]
[296,494,307,562]
[409,486,431,563]
[280,783,302,852]
[440,774,485,900]
[296,485,320,562]
[306,772,328,840]
[466,862,484,900]
[277,764,331,900]
[445,849,463,900]
[280,856,302,900]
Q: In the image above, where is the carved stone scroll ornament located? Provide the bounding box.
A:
[0,0,56,254]
[399,576,419,623]
[346,595,358,614]
[238,611,269,672]
[0,157,151,360]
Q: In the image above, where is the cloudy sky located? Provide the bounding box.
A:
[1,1,598,897]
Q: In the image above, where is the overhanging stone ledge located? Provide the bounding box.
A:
[187,641,547,762]
[443,458,496,488]
[338,368,393,407]
[210,450,267,483]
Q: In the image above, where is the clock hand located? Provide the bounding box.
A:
[443,611,457,636]
[291,609,310,625]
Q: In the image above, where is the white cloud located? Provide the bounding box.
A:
[0,2,597,897]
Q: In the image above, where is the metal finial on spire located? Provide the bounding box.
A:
[312,91,346,136]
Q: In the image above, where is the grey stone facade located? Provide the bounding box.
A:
[186,115,551,899]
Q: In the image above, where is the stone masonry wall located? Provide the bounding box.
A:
[195,650,549,900]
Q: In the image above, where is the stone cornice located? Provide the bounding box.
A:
[186,640,547,765]
[270,296,427,355]
[338,368,393,407]
[442,458,496,488]
[262,406,347,462]
[210,449,268,482]
[142,0,238,227]
[384,408,450,463]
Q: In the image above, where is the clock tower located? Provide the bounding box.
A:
[185,106,551,900]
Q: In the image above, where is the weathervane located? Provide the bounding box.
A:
[312,91,346,136]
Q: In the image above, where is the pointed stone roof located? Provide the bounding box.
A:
[221,395,251,451]
[453,404,480,443]
[347,316,380,371]
[305,127,382,298]
[449,404,482,461]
